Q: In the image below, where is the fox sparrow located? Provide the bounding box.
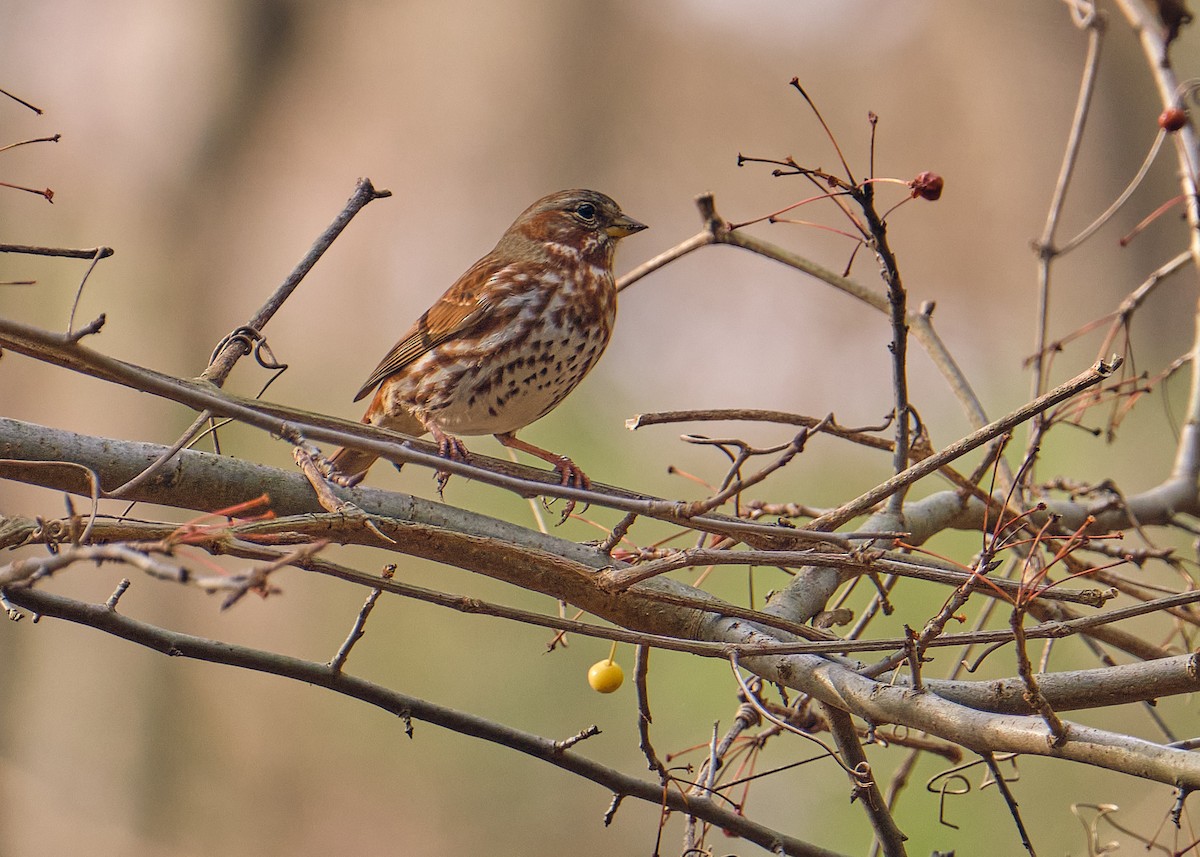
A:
[328,189,647,495]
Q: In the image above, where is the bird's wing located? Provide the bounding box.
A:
[352,261,499,402]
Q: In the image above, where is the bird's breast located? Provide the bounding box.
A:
[383,267,617,436]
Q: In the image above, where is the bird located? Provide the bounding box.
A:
[326,189,647,502]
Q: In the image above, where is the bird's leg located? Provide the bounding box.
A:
[425,420,471,495]
[495,433,590,488]
[495,432,590,522]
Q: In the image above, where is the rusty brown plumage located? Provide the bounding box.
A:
[328,189,647,497]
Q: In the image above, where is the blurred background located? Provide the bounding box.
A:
[2,1,1199,855]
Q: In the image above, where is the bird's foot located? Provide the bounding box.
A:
[495,432,589,524]
[551,454,590,491]
[429,425,471,496]
[549,454,591,524]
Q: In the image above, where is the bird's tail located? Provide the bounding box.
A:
[325,445,380,485]
[326,391,426,484]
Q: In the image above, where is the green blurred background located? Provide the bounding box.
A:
[2,2,1199,854]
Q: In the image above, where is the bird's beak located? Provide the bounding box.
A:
[606,214,648,238]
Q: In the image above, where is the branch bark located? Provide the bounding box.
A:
[5,416,1200,791]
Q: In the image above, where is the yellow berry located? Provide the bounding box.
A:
[587,659,624,693]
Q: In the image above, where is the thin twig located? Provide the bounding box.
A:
[678,429,811,516]
[808,358,1121,530]
[1031,11,1106,400]
[981,752,1038,856]
[822,703,909,857]
[0,459,100,544]
[634,645,670,782]
[728,653,855,776]
[0,87,43,113]
[598,512,637,556]
[106,413,210,499]
[0,243,113,259]
[616,230,713,293]
[65,247,108,338]
[1011,608,1068,747]
[628,408,894,451]
[1057,128,1165,255]
[203,177,391,386]
[683,720,723,852]
[330,564,395,672]
[106,180,392,503]
[553,725,601,753]
[104,579,131,610]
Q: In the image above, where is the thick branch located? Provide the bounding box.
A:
[4,419,1200,788]
[0,321,843,549]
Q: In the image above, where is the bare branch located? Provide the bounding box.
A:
[2,585,849,857]
[808,358,1121,530]
[822,703,909,857]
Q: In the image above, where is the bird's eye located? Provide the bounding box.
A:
[573,202,597,222]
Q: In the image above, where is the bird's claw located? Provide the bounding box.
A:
[432,432,471,496]
[552,455,590,525]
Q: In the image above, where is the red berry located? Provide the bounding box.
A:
[910,171,944,201]
[1160,107,1188,132]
